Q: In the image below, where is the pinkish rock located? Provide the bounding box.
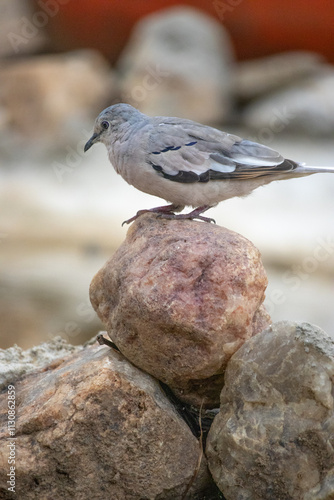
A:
[90,214,270,406]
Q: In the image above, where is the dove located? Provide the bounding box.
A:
[84,103,334,224]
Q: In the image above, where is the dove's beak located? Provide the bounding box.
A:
[84,132,100,152]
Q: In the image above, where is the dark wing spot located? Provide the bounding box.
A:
[198,170,210,182]
[150,163,163,173]
[152,143,195,155]
[149,161,209,184]
[162,170,200,183]
[152,145,182,154]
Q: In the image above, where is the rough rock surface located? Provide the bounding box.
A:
[0,336,82,391]
[117,6,233,123]
[90,214,270,406]
[206,321,334,500]
[0,341,213,500]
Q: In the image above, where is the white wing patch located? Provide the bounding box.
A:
[231,154,284,167]
[209,159,236,173]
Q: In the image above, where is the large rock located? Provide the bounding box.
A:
[0,340,213,500]
[206,321,334,500]
[117,6,233,123]
[90,214,270,407]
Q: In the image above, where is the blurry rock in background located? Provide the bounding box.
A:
[0,0,47,57]
[242,70,334,136]
[233,51,325,101]
[0,50,116,157]
[0,246,106,350]
[117,7,233,123]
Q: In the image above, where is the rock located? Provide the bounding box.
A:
[0,340,213,500]
[242,70,334,136]
[90,214,270,407]
[0,50,115,147]
[233,51,325,101]
[0,336,82,390]
[206,321,334,500]
[251,304,271,337]
[117,6,233,123]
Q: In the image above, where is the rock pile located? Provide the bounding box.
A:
[1,216,333,499]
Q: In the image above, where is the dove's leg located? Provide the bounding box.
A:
[122,204,183,225]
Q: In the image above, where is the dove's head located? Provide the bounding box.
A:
[84,103,145,152]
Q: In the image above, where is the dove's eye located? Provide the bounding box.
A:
[101,121,109,130]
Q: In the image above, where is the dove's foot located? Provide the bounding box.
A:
[122,205,215,225]
[122,204,183,225]
[158,205,215,224]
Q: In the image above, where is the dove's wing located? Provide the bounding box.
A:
[146,118,299,183]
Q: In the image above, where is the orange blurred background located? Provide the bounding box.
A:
[35,0,334,64]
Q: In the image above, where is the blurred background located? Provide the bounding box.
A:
[1,0,334,349]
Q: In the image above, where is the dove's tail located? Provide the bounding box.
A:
[294,162,334,175]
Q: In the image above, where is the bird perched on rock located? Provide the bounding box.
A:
[84,103,334,224]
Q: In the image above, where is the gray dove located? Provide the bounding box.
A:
[84,103,334,224]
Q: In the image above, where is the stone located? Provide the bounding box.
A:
[0,336,82,391]
[206,321,334,500]
[242,70,334,136]
[0,50,115,146]
[90,214,270,407]
[251,304,271,337]
[117,6,233,123]
[233,51,325,101]
[0,341,213,500]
